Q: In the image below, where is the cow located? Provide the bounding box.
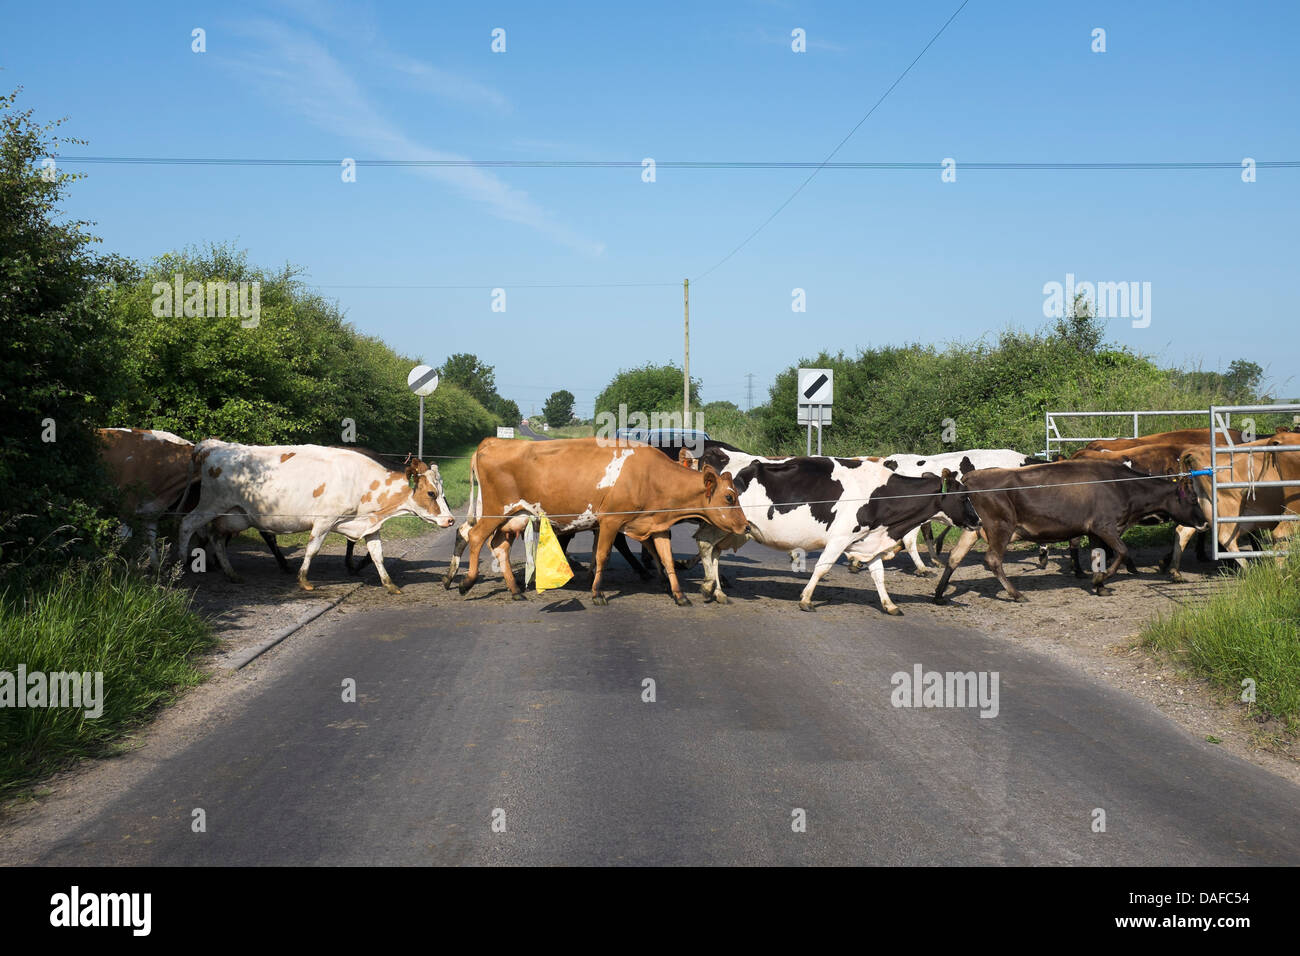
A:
[177,441,454,593]
[845,449,1044,574]
[97,428,293,566]
[445,437,748,606]
[1079,427,1242,454]
[692,450,980,614]
[932,460,1208,603]
[1176,433,1300,570]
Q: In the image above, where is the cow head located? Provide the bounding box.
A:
[936,468,982,530]
[1168,463,1209,530]
[405,454,455,528]
[701,464,748,535]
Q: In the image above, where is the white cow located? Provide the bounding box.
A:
[177,441,454,594]
[694,450,980,614]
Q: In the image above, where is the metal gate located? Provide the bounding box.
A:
[1208,403,1300,559]
[1043,409,1224,459]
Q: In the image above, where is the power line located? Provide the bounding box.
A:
[48,156,1296,171]
[693,0,973,282]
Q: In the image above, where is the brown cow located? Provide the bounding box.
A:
[933,460,1208,602]
[446,437,748,606]
[1080,427,1242,454]
[1177,433,1300,569]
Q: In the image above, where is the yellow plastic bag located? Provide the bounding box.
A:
[534,511,574,593]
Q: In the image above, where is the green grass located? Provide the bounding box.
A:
[545,425,596,439]
[1141,546,1300,733]
[0,560,215,800]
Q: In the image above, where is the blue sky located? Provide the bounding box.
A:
[3,0,1297,417]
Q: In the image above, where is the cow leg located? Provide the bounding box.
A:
[865,556,902,616]
[1166,524,1198,582]
[345,538,373,576]
[364,532,402,595]
[260,531,292,573]
[1069,538,1086,577]
[903,526,931,576]
[933,529,980,603]
[444,523,473,588]
[1037,545,1050,570]
[614,532,654,580]
[1089,528,1129,595]
[652,533,691,606]
[797,536,857,611]
[458,518,504,595]
[589,521,620,606]
[981,526,1023,602]
[176,511,212,573]
[1196,529,1210,562]
[210,529,242,583]
[492,528,526,600]
[931,525,952,560]
[297,527,329,591]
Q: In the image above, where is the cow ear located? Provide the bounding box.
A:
[678,448,696,469]
[702,464,719,496]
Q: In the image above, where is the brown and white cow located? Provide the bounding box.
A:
[1079,427,1244,454]
[97,428,196,561]
[446,437,748,606]
[177,441,453,593]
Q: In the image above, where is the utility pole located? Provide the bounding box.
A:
[683,279,690,426]
[745,372,755,411]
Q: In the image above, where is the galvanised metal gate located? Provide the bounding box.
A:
[1208,403,1300,559]
[1043,409,1224,459]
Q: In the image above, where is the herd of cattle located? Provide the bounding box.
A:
[97,423,1299,614]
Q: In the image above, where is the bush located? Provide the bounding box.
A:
[594,363,700,420]
[0,90,129,584]
[754,315,1263,457]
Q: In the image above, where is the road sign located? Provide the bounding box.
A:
[798,368,833,405]
[497,426,515,439]
[407,365,439,396]
[797,367,832,453]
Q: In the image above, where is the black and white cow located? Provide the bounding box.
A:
[847,449,1044,573]
[694,450,980,614]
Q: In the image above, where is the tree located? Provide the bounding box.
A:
[543,390,575,427]
[440,353,498,410]
[1223,359,1263,402]
[0,89,126,578]
[593,363,700,419]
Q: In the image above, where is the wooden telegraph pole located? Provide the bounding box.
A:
[683,279,690,426]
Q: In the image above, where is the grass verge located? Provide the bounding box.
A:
[1141,547,1300,733]
[0,560,214,800]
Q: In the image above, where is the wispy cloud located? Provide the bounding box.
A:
[222,12,601,255]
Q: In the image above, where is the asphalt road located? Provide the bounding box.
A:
[20,523,1300,866]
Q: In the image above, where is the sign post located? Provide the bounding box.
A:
[406,365,440,460]
[796,368,833,455]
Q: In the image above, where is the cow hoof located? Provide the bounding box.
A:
[385,585,403,595]
[912,568,934,578]
[592,594,608,606]
[674,594,691,607]
[846,564,861,575]
[298,580,312,591]
[714,591,730,605]
[1011,594,1028,603]
[457,581,474,596]
[885,605,903,616]
[510,592,527,602]
[799,601,815,612]
[932,595,948,605]
[1170,572,1184,584]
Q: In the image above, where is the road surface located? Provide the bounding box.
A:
[13,522,1300,866]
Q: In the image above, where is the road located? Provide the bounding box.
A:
[14,522,1300,866]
